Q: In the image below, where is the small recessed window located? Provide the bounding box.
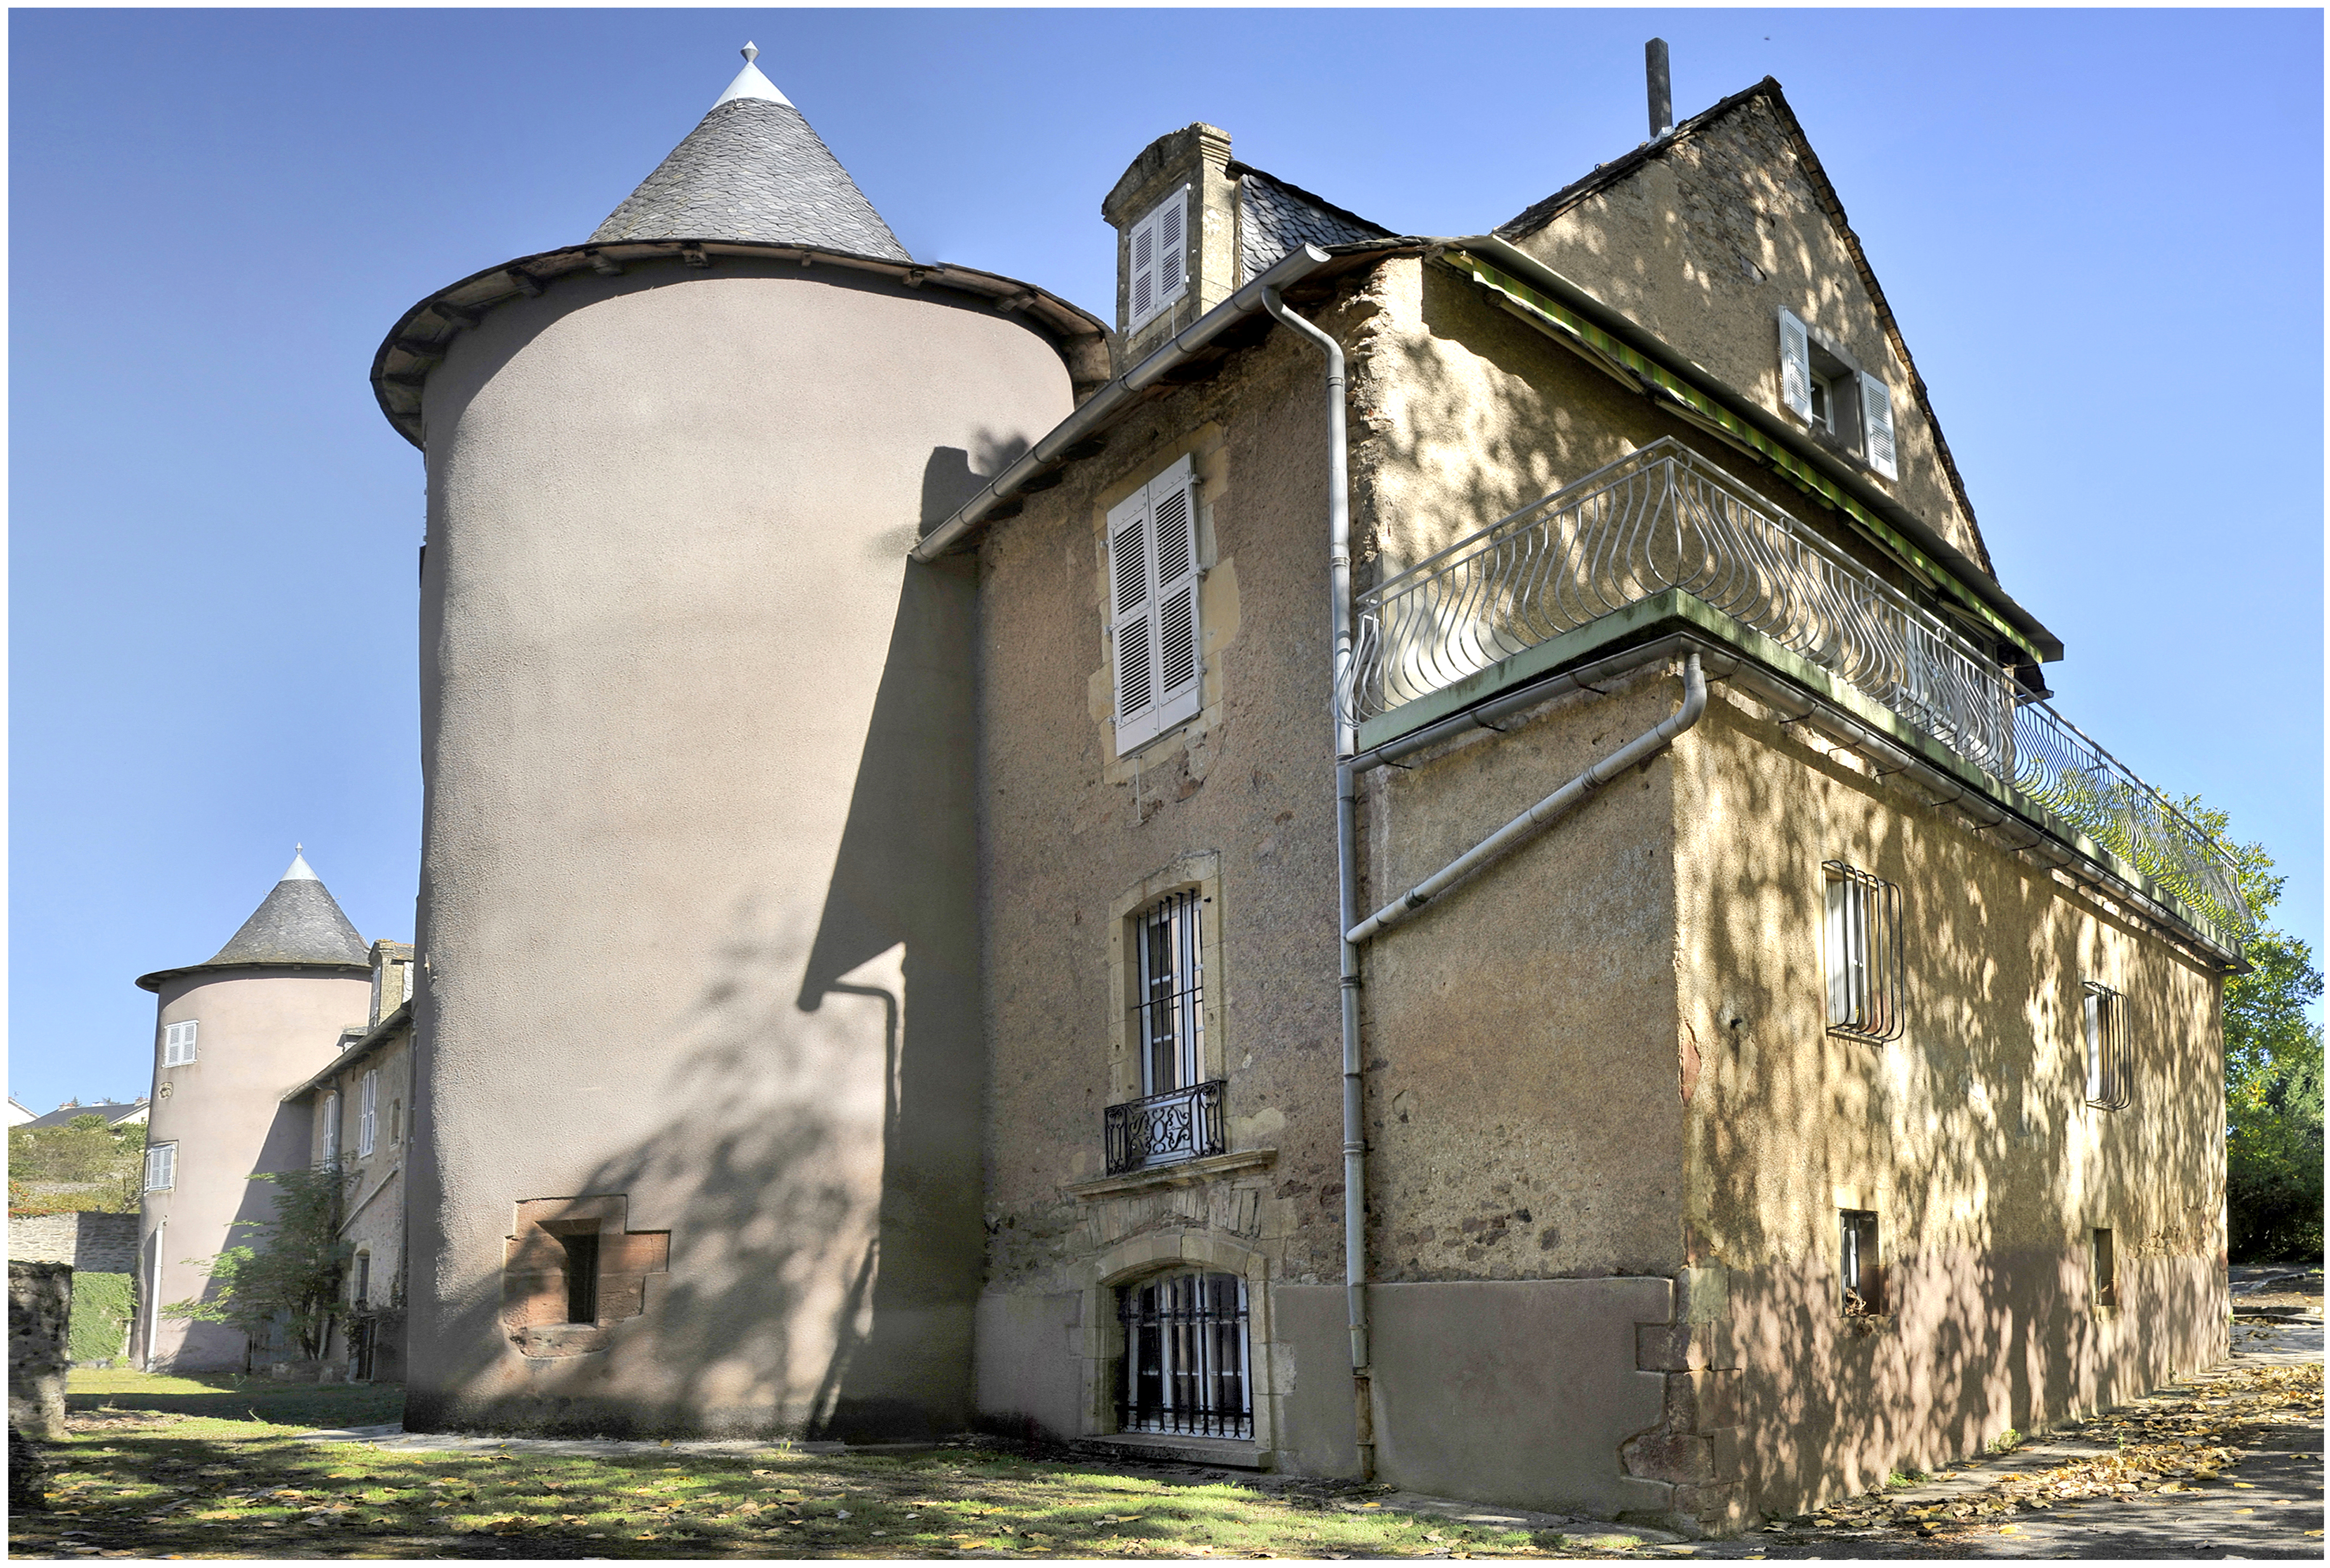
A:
[2082,982,2130,1109]
[161,1021,199,1066]
[1840,1209,1883,1315]
[389,1098,404,1146]
[2092,1227,2117,1308]
[560,1232,601,1326]
[1824,861,1904,1043]
[321,1092,341,1166]
[353,1249,373,1307]
[144,1143,177,1192]
[357,1070,379,1157]
[1780,309,1897,479]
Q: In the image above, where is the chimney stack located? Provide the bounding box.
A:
[1646,38,1675,139]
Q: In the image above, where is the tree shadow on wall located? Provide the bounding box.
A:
[412,446,998,1441]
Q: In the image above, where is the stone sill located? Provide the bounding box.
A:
[1073,1432,1270,1470]
[1065,1148,1276,1201]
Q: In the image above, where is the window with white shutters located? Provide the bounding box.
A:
[145,1143,176,1192]
[1858,371,1898,479]
[1128,187,1190,333]
[1108,455,1203,756]
[1779,309,1813,420]
[161,1020,198,1066]
[357,1070,378,1157]
[321,1092,341,1166]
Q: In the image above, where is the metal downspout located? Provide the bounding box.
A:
[1348,655,1708,945]
[1261,284,1375,1477]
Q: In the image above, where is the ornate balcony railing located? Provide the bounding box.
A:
[1345,439,2251,937]
[1104,1080,1228,1175]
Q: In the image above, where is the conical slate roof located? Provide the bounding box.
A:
[590,48,910,260]
[136,852,369,991]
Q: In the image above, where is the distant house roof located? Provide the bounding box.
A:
[1228,161,1393,284]
[20,1100,147,1131]
[136,852,371,992]
[590,54,910,260]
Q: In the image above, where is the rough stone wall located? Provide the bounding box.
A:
[1665,685,2229,1526]
[1504,95,1987,575]
[9,1213,139,1273]
[9,1261,72,1441]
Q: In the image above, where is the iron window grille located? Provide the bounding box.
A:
[2082,982,2131,1110]
[1117,1270,1253,1439]
[144,1143,177,1192]
[1824,861,1904,1043]
[1840,1209,1883,1315]
[162,1020,199,1066]
[1105,889,1222,1174]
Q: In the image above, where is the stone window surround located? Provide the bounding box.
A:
[1107,851,1228,1106]
[1070,1227,1280,1463]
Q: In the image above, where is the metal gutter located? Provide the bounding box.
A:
[910,243,1341,562]
[1449,235,2063,666]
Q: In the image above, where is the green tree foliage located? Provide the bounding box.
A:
[164,1166,351,1360]
[7,1114,144,1214]
[2183,799,2323,1263]
[67,1272,134,1363]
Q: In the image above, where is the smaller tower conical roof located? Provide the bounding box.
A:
[590,44,911,260]
[137,851,371,991]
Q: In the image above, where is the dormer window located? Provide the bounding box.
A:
[1780,309,1897,480]
[1127,187,1190,333]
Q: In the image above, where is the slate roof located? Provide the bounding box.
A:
[22,1101,147,1130]
[136,855,370,991]
[590,95,911,260]
[1228,162,1393,284]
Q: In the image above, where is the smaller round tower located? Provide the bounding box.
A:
[133,852,374,1371]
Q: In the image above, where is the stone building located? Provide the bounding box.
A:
[132,852,374,1371]
[368,48,2246,1533]
[282,940,416,1381]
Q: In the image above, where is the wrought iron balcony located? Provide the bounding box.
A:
[1104,1080,1228,1175]
[1344,439,2251,936]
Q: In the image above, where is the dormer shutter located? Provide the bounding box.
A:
[1109,455,1202,755]
[1859,372,1898,480]
[1779,310,1813,420]
[1128,188,1190,333]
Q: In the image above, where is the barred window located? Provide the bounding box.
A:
[1118,1270,1252,1439]
[1823,861,1903,1042]
[1105,890,1224,1174]
[144,1143,177,1192]
[1840,1209,1882,1315]
[2082,982,2130,1109]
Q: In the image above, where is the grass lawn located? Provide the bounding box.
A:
[13,1370,1651,1560]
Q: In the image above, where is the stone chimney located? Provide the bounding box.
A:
[1102,123,1239,368]
[369,940,416,1028]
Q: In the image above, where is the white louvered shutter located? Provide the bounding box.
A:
[1779,310,1813,419]
[1859,371,1898,479]
[1153,188,1189,318]
[1110,486,1157,752]
[1147,456,1202,735]
[358,1070,378,1157]
[1129,212,1157,329]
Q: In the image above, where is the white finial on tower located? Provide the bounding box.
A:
[283,847,319,882]
[716,41,790,107]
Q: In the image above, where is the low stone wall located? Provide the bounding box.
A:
[8,1212,139,1273]
[10,1261,73,1441]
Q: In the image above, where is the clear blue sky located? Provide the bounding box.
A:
[11,9,2321,1113]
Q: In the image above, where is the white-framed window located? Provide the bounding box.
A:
[161,1020,199,1066]
[1779,308,1897,480]
[144,1143,177,1192]
[321,1092,342,1165]
[1105,889,1220,1173]
[1117,1269,1252,1438]
[357,1070,378,1157]
[1107,455,1203,756]
[1823,860,1903,1043]
[1127,186,1190,333]
[2083,981,2130,1109]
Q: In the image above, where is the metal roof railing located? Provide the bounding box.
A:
[1345,438,2252,936]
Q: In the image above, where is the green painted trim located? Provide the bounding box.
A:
[1354,590,2241,962]
[1442,250,2044,667]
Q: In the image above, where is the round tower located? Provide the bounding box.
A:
[372,51,1105,1437]
[134,852,373,1371]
